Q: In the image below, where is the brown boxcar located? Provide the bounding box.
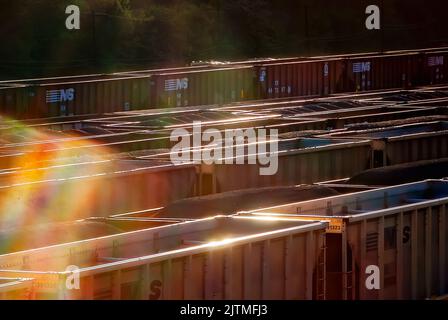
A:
[0,75,152,119]
[343,53,422,92]
[256,58,345,99]
[0,84,33,118]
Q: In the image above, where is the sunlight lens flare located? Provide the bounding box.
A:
[0,118,116,254]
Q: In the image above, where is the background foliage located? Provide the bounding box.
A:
[0,0,446,79]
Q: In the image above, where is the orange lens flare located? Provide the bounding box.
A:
[0,119,115,254]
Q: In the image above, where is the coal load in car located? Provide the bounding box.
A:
[346,158,448,186]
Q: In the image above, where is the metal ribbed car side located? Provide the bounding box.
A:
[1,75,154,119]
[256,58,345,100]
[318,121,448,167]
[0,160,197,228]
[423,51,448,85]
[344,53,421,92]
[0,216,328,300]
[150,67,257,108]
[0,278,35,300]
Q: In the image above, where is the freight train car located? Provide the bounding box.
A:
[149,66,257,108]
[343,53,421,92]
[254,52,437,100]
[255,58,345,99]
[318,121,448,167]
[191,120,448,195]
[0,159,197,229]
[340,51,446,91]
[0,217,184,255]
[243,179,448,300]
[0,60,253,119]
[0,75,152,119]
[0,58,298,119]
[346,158,448,186]
[129,185,341,220]
[423,50,448,85]
[0,84,33,118]
[0,216,328,300]
[195,137,372,195]
[0,278,35,300]
[0,48,447,120]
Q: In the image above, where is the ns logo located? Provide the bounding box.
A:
[46,88,76,104]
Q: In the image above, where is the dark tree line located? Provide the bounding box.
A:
[0,0,447,79]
